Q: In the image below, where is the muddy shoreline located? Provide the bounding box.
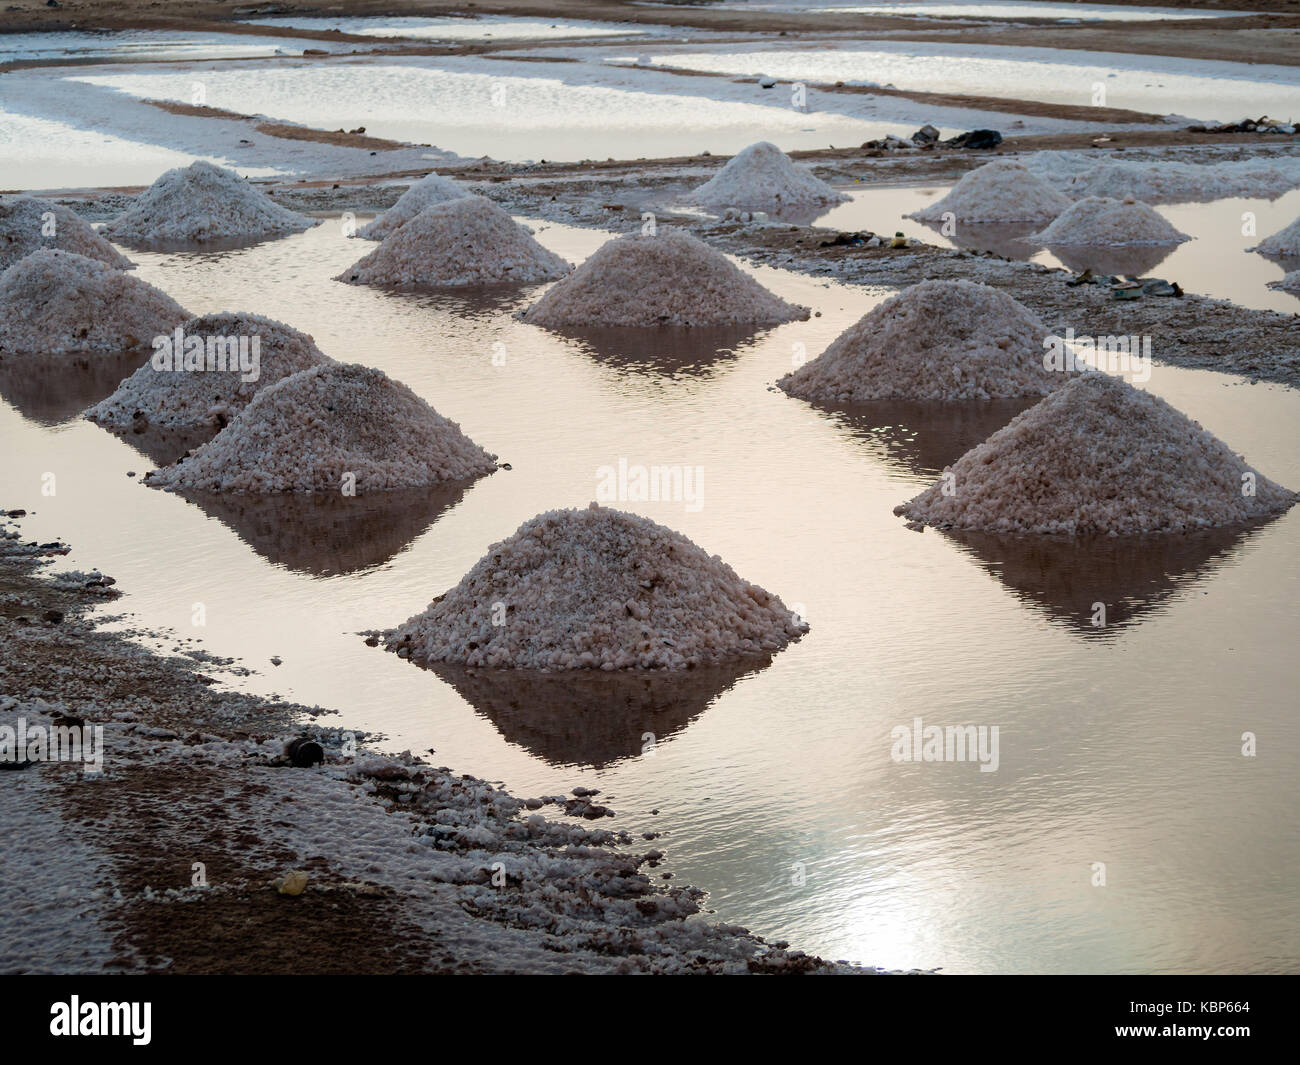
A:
[0,513,874,974]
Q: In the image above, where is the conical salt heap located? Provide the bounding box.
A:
[337,196,570,286]
[1268,268,1300,292]
[690,141,848,210]
[86,312,333,431]
[909,159,1071,223]
[104,161,317,246]
[145,362,498,493]
[779,279,1063,402]
[1253,214,1300,259]
[895,372,1297,535]
[385,502,808,671]
[1030,195,1190,246]
[355,172,470,240]
[520,228,808,328]
[1,196,133,272]
[0,249,188,355]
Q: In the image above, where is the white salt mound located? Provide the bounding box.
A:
[1268,268,1300,292]
[337,196,570,286]
[0,249,188,356]
[1062,157,1300,205]
[1031,195,1190,247]
[1253,215,1300,259]
[355,172,471,240]
[103,161,317,246]
[0,196,133,271]
[520,228,808,328]
[895,372,1296,535]
[779,279,1062,402]
[909,160,1071,223]
[386,502,808,671]
[690,141,848,210]
[145,362,498,493]
[85,312,333,430]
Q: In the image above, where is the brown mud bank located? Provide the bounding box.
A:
[0,514,874,975]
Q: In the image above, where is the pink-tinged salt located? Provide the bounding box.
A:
[355,172,471,240]
[895,372,1297,534]
[1253,214,1300,259]
[909,159,1071,223]
[780,279,1062,402]
[337,196,569,286]
[520,228,808,328]
[1031,196,1190,246]
[0,249,188,356]
[104,161,317,246]
[86,312,333,430]
[145,362,497,493]
[0,196,133,271]
[385,502,808,671]
[689,141,848,210]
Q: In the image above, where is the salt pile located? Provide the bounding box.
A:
[0,250,188,356]
[689,141,848,210]
[385,502,808,671]
[355,172,470,240]
[103,161,317,246]
[145,362,498,493]
[1253,215,1300,259]
[337,196,570,286]
[520,229,808,328]
[779,280,1062,402]
[1268,268,1300,292]
[85,312,333,431]
[895,373,1296,535]
[909,160,1071,223]
[1,196,133,271]
[1031,196,1190,246]
[1062,157,1300,205]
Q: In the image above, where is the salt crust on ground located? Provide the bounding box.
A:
[1253,215,1300,258]
[146,362,497,493]
[1269,268,1300,291]
[0,196,133,272]
[896,372,1297,535]
[103,161,317,245]
[337,196,570,286]
[909,160,1071,223]
[779,279,1061,402]
[520,228,808,328]
[689,141,848,210]
[355,172,470,240]
[1031,196,1190,246]
[386,503,808,671]
[85,312,333,430]
[0,249,188,356]
[1061,157,1300,204]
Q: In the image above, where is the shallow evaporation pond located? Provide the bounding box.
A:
[238,15,669,41]
[0,29,383,65]
[665,0,1256,22]
[1,216,1298,975]
[69,58,922,161]
[0,108,285,190]
[627,42,1300,123]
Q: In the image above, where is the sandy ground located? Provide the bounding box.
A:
[0,513,872,974]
